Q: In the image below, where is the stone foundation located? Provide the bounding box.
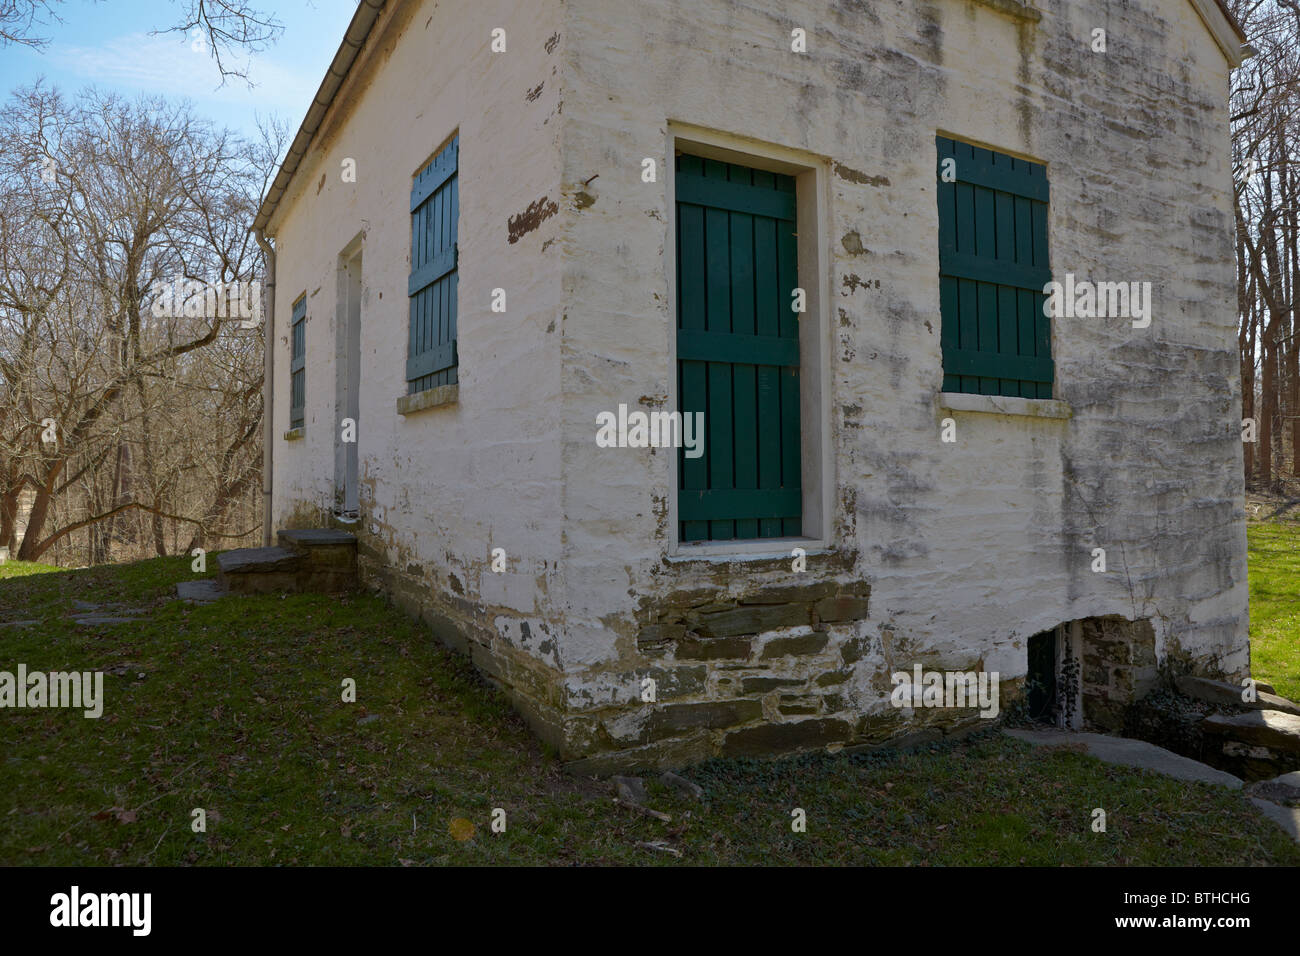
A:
[358,549,1027,772]
[1080,616,1159,732]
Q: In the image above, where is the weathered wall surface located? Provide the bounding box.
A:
[551,0,1248,768]
[268,0,574,739]
[268,0,1247,769]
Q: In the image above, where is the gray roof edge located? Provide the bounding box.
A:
[253,0,389,235]
[253,0,1252,236]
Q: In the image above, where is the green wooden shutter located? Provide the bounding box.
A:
[676,155,801,543]
[407,136,459,393]
[936,136,1052,399]
[289,295,306,429]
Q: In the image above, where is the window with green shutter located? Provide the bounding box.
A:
[676,154,802,543]
[408,136,458,393]
[289,295,306,430]
[936,135,1052,398]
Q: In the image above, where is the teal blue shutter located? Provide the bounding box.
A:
[408,136,459,392]
[936,136,1052,398]
[676,155,802,543]
[289,296,306,429]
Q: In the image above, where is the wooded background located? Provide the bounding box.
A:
[1232,0,1300,490]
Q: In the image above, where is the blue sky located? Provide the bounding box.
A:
[0,0,359,145]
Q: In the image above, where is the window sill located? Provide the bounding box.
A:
[939,392,1071,420]
[667,538,832,564]
[283,427,305,441]
[397,383,458,416]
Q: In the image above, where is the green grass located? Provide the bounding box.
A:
[1,556,1297,865]
[1247,522,1300,701]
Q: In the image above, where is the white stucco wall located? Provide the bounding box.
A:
[551,0,1247,762]
[268,0,571,710]
[267,0,1248,765]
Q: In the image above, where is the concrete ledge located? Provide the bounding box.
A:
[939,391,1072,420]
[1005,728,1243,788]
[397,383,458,416]
[1249,798,1300,842]
[283,427,304,441]
[279,528,357,548]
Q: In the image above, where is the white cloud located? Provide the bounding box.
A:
[51,31,318,116]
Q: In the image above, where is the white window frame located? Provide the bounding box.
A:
[664,123,834,560]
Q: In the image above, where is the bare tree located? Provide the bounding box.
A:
[1230,1,1300,489]
[0,0,283,81]
[0,83,278,562]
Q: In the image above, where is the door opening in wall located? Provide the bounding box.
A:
[335,248,362,521]
[1026,629,1058,724]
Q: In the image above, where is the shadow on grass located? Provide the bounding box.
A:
[1,556,1296,866]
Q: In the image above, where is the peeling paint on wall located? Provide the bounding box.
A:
[508,196,560,243]
[833,162,890,187]
[271,0,1248,771]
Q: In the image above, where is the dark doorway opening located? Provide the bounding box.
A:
[1026,629,1058,723]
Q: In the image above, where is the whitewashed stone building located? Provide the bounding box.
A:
[254,0,1253,768]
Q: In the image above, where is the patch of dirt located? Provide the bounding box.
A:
[1246,481,1300,521]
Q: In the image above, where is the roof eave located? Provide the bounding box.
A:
[253,0,1254,237]
[253,0,388,236]
[1193,0,1251,67]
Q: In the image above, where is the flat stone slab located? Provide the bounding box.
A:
[1176,674,1300,717]
[1247,771,1300,806]
[67,603,144,626]
[278,529,357,547]
[1201,710,1300,754]
[612,775,647,805]
[1005,728,1243,788]
[660,770,705,801]
[1248,797,1300,842]
[217,546,301,574]
[0,620,38,629]
[176,580,226,603]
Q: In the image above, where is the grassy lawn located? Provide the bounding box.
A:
[1,555,1297,865]
[1247,521,1300,702]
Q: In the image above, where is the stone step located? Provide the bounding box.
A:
[277,528,357,549]
[278,529,356,560]
[213,531,359,595]
[176,579,227,603]
[1175,674,1300,717]
[1201,710,1300,752]
[1200,710,1300,781]
[217,546,303,595]
[218,546,302,574]
[278,529,357,590]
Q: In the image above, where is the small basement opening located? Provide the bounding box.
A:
[1026,629,1058,724]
